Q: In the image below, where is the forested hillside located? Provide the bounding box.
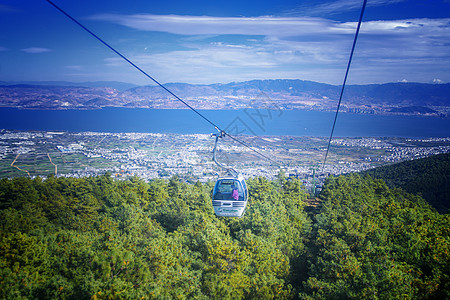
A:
[362,153,450,213]
[0,174,448,299]
[302,175,449,299]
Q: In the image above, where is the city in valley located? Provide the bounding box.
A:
[1,129,449,191]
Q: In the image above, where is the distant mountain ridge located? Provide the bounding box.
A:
[0,79,448,116]
[126,79,450,106]
[0,80,138,91]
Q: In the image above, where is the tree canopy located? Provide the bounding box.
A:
[362,153,450,213]
[0,172,448,299]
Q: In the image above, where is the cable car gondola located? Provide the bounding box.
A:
[211,132,248,217]
[46,0,368,219]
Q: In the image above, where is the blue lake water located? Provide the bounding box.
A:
[0,107,449,138]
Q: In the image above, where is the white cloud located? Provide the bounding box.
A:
[101,32,450,85]
[102,40,354,84]
[290,0,407,16]
[21,47,52,54]
[90,13,450,40]
[432,78,444,84]
[0,46,8,51]
[90,14,351,37]
[360,18,450,36]
[89,13,450,84]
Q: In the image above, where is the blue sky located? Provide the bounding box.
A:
[0,0,449,85]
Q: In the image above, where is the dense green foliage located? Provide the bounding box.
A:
[362,153,450,213]
[0,174,309,299]
[302,174,449,299]
[0,173,448,299]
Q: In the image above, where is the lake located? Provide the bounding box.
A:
[1,107,449,138]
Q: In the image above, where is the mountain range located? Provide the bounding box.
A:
[0,79,448,116]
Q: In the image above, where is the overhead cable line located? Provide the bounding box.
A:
[225,133,281,166]
[45,0,280,167]
[45,0,219,131]
[322,0,367,172]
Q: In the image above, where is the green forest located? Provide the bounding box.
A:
[362,153,450,214]
[0,171,448,299]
